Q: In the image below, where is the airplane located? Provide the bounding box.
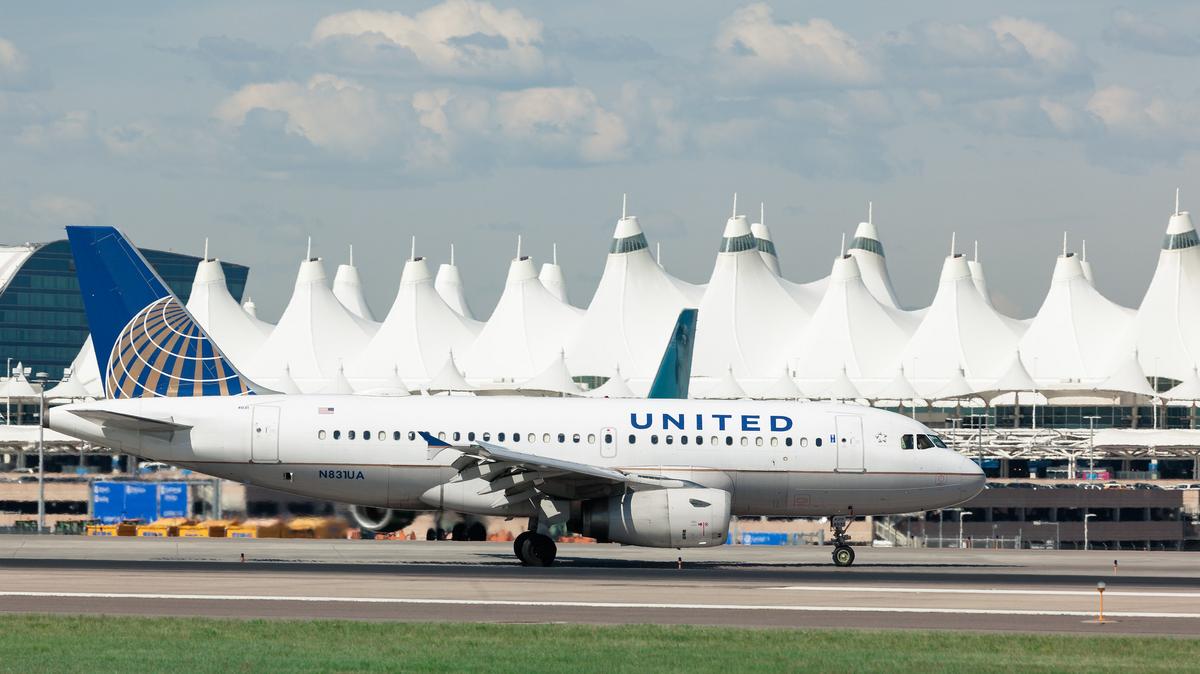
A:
[49,225,985,567]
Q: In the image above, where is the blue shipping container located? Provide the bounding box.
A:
[91,482,190,523]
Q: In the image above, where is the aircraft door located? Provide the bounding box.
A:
[834,415,864,472]
[600,427,617,459]
[251,405,280,463]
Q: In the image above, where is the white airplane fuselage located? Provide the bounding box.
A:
[51,395,984,519]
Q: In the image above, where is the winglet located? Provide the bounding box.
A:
[647,308,698,399]
[419,430,452,460]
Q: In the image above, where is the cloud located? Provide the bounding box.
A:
[1103,9,1200,57]
[16,110,95,148]
[0,37,46,91]
[28,194,97,224]
[310,1,563,86]
[214,74,399,157]
[713,5,878,89]
[1086,86,1200,143]
[544,29,658,62]
[882,17,1091,100]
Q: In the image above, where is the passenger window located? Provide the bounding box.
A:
[769,437,778,447]
[498,432,506,442]
[587,433,596,443]
[725,436,733,446]
[711,436,719,446]
[557,433,565,443]
[572,433,581,443]
[452,431,460,441]
[408,431,416,441]
[740,437,748,447]
[543,433,551,442]
[787,437,795,447]
[483,432,491,441]
[696,435,703,445]
[755,437,764,447]
[815,437,822,447]
[680,435,689,445]
[511,433,519,443]
[377,431,385,441]
[348,430,356,440]
[604,433,613,443]
[528,433,535,443]
[437,431,446,440]
[468,432,476,441]
[917,435,934,450]
[318,430,326,440]
[393,431,400,441]
[628,434,636,444]
[363,430,370,440]
[665,435,674,445]
[901,434,915,450]
[333,430,341,440]
[651,435,659,445]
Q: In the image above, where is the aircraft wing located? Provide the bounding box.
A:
[68,408,193,432]
[419,431,693,504]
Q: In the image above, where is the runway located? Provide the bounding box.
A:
[3,536,1199,635]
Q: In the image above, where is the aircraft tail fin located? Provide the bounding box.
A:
[647,308,697,399]
[65,225,260,399]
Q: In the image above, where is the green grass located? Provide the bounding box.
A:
[0,615,1195,673]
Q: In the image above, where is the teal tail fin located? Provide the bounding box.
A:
[647,309,697,399]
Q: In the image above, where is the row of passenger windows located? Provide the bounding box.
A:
[314,429,817,448]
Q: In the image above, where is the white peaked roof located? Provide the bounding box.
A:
[967,241,992,307]
[990,353,1038,392]
[932,367,976,401]
[539,244,569,303]
[273,365,302,395]
[793,254,915,384]
[566,214,703,378]
[700,367,748,399]
[1097,351,1155,396]
[1165,367,1200,401]
[435,245,476,320]
[822,366,862,400]
[585,367,635,398]
[427,352,473,393]
[45,369,90,399]
[517,352,581,396]
[847,211,901,309]
[250,256,376,392]
[1133,206,1200,382]
[757,367,803,399]
[242,297,259,318]
[332,250,377,322]
[1019,251,1133,385]
[186,258,273,366]
[319,365,356,394]
[750,204,780,275]
[871,368,920,402]
[1080,241,1095,285]
[64,337,103,398]
[694,214,809,378]
[463,255,583,381]
[357,365,411,396]
[0,370,38,398]
[348,256,481,384]
[900,252,1024,394]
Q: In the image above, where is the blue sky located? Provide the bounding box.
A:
[2,1,1199,319]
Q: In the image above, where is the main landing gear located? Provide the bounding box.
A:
[514,531,557,567]
[830,516,855,567]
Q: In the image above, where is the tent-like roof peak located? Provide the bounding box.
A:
[939,254,972,283]
[830,253,862,281]
[722,214,751,239]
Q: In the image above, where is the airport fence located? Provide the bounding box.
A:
[922,536,1024,550]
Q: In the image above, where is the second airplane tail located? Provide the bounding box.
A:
[66,225,259,399]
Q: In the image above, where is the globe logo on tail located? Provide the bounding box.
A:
[105,297,251,398]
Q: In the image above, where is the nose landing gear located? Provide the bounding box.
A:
[513,531,557,566]
[830,515,855,567]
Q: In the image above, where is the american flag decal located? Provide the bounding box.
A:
[318,406,335,415]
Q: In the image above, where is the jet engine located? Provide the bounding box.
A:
[348,505,413,533]
[570,487,731,548]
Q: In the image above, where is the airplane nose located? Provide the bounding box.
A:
[954,452,986,497]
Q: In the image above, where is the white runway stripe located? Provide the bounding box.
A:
[772,585,1200,598]
[2,591,1198,619]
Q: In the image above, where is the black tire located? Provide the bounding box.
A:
[451,522,467,541]
[467,521,487,541]
[525,534,557,567]
[832,545,855,567]
[514,531,534,563]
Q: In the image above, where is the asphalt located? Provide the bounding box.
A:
[2,537,1199,636]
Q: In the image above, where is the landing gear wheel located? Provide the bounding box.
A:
[522,533,557,567]
[514,532,534,563]
[832,545,855,567]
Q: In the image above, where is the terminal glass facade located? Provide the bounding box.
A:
[0,240,248,379]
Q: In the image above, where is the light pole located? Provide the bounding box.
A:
[1084,415,1100,481]
[34,373,47,533]
[1084,512,1098,551]
[1033,520,1060,549]
[968,412,988,468]
[958,510,973,548]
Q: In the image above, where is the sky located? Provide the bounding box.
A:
[2,1,1199,320]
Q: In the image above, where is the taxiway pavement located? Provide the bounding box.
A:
[2,537,1198,635]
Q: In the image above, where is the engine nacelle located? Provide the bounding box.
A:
[571,487,731,548]
[348,505,413,533]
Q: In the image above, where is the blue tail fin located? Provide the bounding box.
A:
[66,226,257,399]
[647,308,697,399]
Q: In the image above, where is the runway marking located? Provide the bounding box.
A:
[2,592,1199,619]
[773,585,1200,598]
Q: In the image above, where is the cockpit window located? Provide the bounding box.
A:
[901,434,915,450]
[927,434,948,449]
[916,434,934,450]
